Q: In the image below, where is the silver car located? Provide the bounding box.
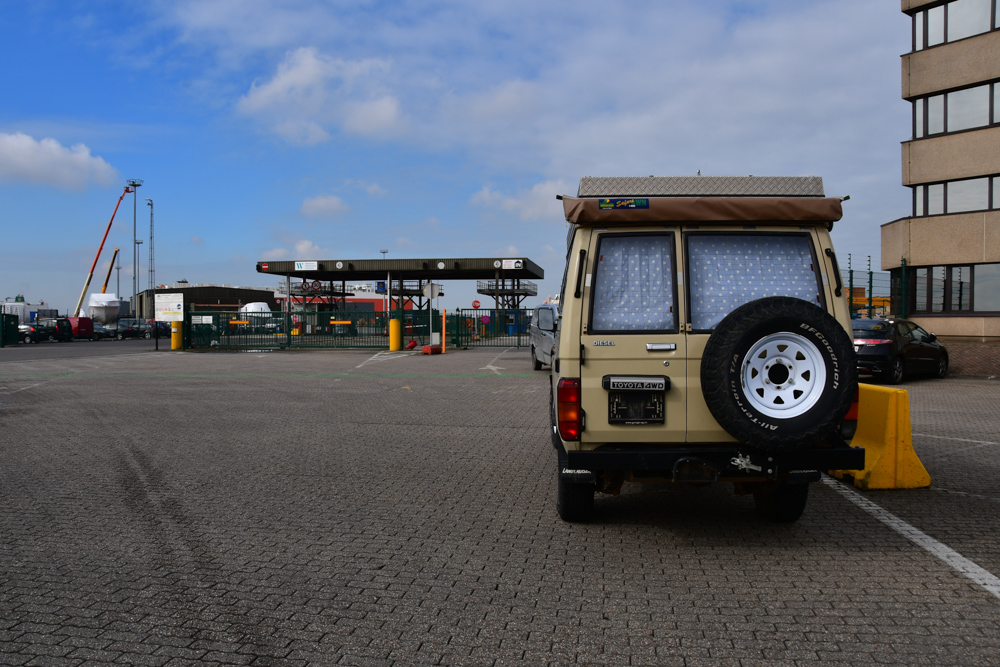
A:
[529,304,558,370]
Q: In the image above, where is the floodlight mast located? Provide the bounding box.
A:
[146,199,154,294]
[127,179,143,316]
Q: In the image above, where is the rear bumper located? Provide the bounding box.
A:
[857,358,889,374]
[563,444,864,482]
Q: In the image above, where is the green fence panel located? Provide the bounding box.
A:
[452,309,529,348]
[185,311,391,349]
[841,269,893,318]
[1,313,18,347]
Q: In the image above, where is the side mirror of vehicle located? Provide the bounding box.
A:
[927,332,937,343]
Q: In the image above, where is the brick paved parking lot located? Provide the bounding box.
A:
[1,346,999,666]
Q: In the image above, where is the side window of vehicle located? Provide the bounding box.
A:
[537,308,554,331]
[896,322,915,338]
[687,233,822,331]
[913,325,931,341]
[589,233,677,333]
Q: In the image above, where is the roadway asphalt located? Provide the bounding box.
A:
[1,345,998,665]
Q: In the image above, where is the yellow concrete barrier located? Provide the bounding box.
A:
[830,383,931,489]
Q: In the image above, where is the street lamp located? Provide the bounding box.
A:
[126,178,143,316]
[146,199,154,294]
[135,240,143,317]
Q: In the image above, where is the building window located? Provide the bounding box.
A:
[913,81,996,138]
[951,266,971,311]
[909,263,1000,313]
[913,0,995,51]
[912,176,998,216]
[974,263,1000,311]
[947,85,990,131]
[949,0,992,41]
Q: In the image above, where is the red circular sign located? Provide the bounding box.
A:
[472,300,481,309]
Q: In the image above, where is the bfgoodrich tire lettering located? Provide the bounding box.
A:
[701,297,857,452]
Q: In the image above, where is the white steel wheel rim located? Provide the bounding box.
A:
[740,331,827,419]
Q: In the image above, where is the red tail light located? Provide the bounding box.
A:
[854,338,887,346]
[557,378,582,441]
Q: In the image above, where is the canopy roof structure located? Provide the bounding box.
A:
[256,257,543,282]
[256,257,545,309]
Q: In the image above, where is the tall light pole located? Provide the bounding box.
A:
[127,178,143,316]
[146,199,154,294]
[135,240,143,317]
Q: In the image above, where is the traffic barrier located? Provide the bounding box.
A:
[389,319,402,351]
[171,321,183,350]
[829,383,931,489]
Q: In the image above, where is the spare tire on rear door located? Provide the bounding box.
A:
[700,296,857,452]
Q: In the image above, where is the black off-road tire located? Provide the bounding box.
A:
[701,297,857,452]
[753,481,809,523]
[557,474,595,523]
[531,347,543,371]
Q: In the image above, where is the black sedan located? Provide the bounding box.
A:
[92,323,115,340]
[852,318,948,384]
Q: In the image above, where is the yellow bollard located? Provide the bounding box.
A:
[171,321,183,350]
[389,318,401,351]
[830,383,931,489]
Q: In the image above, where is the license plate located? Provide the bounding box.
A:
[608,390,665,425]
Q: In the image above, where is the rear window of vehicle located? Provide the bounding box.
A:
[589,233,677,333]
[687,233,822,331]
[852,320,891,338]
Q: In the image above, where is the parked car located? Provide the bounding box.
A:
[92,323,115,340]
[115,318,152,340]
[529,304,558,370]
[146,320,171,337]
[67,316,95,340]
[37,317,73,342]
[853,317,948,383]
[18,321,56,343]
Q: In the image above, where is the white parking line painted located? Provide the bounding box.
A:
[354,351,416,369]
[822,476,1000,601]
[913,433,999,446]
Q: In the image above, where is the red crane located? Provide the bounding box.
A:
[72,185,133,317]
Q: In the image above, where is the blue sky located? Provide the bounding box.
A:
[0,0,910,313]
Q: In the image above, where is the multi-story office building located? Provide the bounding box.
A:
[883,0,1000,338]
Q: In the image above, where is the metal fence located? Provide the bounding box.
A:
[449,309,529,348]
[841,268,893,318]
[185,311,392,349]
[0,313,17,347]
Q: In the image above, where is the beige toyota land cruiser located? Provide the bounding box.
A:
[550,176,863,523]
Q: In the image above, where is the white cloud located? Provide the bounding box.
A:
[342,96,404,136]
[346,179,387,196]
[0,133,117,189]
[396,237,415,247]
[236,47,404,144]
[191,235,204,244]
[301,194,349,218]
[471,180,570,221]
[260,238,328,260]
